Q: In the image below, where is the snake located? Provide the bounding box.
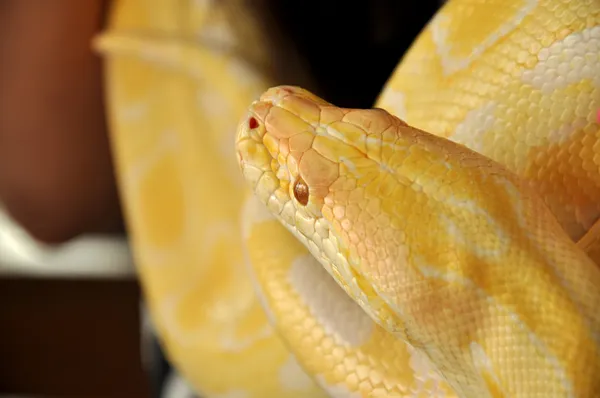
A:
[93,0,600,396]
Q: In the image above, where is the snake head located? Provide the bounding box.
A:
[235,85,406,304]
[235,84,398,232]
[235,86,353,270]
[236,86,339,224]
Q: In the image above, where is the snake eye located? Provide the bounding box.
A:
[293,177,309,206]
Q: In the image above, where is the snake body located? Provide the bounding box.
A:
[95,0,600,396]
[237,85,600,397]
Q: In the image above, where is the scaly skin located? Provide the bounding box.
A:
[96,0,600,396]
[236,85,600,397]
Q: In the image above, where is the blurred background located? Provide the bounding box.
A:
[0,1,444,397]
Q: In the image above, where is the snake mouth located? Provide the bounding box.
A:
[235,87,295,210]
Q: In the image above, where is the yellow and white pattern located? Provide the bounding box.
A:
[95,0,600,396]
[236,85,599,397]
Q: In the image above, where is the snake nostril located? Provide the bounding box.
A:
[248,117,259,129]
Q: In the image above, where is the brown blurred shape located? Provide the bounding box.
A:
[0,0,123,244]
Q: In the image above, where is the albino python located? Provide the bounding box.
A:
[94,0,600,396]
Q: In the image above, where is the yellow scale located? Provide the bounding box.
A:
[95,0,600,396]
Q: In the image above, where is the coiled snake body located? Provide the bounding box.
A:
[96,0,600,396]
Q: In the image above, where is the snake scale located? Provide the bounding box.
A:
[95,0,600,396]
